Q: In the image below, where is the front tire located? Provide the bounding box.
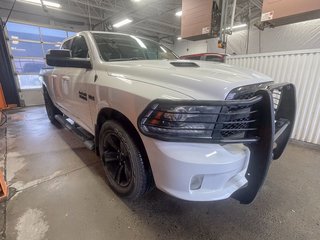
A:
[99,120,150,200]
[43,86,62,126]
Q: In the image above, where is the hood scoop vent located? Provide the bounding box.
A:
[170,62,199,67]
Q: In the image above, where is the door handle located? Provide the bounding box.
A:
[62,76,70,81]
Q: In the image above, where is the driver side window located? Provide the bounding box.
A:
[71,36,89,58]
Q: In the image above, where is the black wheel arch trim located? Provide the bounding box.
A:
[95,108,153,171]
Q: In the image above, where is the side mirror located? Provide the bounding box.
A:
[46,49,92,69]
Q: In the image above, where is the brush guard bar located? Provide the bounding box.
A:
[232,83,296,204]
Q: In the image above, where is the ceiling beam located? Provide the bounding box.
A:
[145,19,180,30]
[133,25,176,36]
[67,0,119,13]
[250,0,262,10]
[92,0,160,28]
[0,0,103,22]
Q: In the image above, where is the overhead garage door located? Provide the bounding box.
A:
[5,22,75,105]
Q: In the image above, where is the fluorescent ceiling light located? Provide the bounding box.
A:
[19,0,40,5]
[130,35,147,49]
[43,1,61,8]
[113,19,133,28]
[175,11,182,17]
[132,0,141,2]
[177,37,182,40]
[226,23,247,30]
[19,0,61,8]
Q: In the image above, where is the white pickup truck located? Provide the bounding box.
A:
[41,31,296,204]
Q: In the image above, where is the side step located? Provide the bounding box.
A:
[54,115,95,151]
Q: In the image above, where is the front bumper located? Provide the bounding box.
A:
[142,140,250,201]
[140,83,296,203]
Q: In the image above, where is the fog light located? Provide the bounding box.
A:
[190,175,204,190]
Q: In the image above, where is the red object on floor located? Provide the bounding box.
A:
[0,83,7,109]
[0,170,8,202]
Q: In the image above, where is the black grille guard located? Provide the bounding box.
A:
[232,83,296,204]
[138,83,296,204]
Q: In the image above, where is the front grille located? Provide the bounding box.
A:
[215,83,281,139]
[214,102,256,139]
[220,118,255,138]
[271,88,281,112]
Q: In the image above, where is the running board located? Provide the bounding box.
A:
[54,115,95,151]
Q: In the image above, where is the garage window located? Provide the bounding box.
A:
[6,22,75,89]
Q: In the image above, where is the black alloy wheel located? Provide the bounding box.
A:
[102,132,132,188]
[99,120,151,200]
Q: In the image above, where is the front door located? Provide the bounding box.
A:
[60,35,94,133]
[66,67,95,133]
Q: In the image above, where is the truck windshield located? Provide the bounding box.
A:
[92,33,177,62]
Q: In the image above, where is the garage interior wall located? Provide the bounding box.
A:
[173,18,320,56]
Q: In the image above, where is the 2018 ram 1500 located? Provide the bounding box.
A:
[41,31,296,204]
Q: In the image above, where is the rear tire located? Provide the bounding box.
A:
[43,85,62,126]
[99,120,151,200]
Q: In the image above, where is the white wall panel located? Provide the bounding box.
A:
[173,19,320,56]
[226,49,320,145]
[227,18,320,55]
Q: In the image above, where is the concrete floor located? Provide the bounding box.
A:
[0,123,6,240]
[0,106,320,240]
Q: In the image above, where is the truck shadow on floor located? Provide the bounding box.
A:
[57,124,280,240]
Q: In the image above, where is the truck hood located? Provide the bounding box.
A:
[104,59,272,100]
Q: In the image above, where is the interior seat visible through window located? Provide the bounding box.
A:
[71,36,89,58]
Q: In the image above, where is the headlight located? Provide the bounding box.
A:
[138,97,263,143]
[138,100,222,141]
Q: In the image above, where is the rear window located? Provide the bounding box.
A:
[185,56,201,60]
[206,55,224,63]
